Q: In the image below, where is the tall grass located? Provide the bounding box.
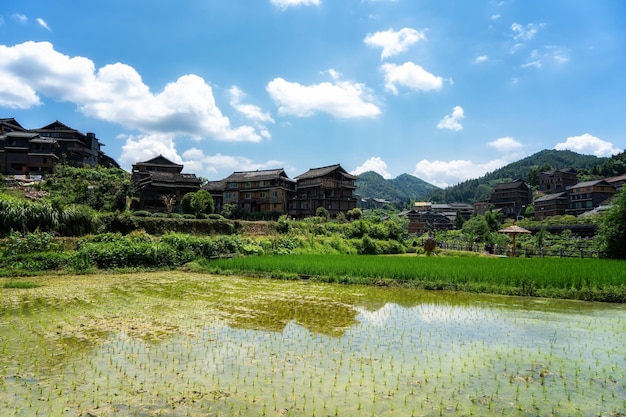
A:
[207,255,626,302]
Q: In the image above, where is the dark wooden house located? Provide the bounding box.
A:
[566,180,616,216]
[534,192,568,220]
[217,168,296,216]
[489,180,532,219]
[30,121,102,167]
[0,130,58,175]
[131,155,201,211]
[539,168,578,193]
[289,164,358,218]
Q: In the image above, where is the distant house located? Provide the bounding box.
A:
[431,203,474,220]
[566,180,616,216]
[217,168,296,216]
[489,180,532,219]
[606,173,626,191]
[30,121,102,167]
[539,168,578,193]
[403,210,454,235]
[131,155,201,211]
[534,192,568,220]
[289,164,358,218]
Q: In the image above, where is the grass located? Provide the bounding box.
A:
[2,280,41,289]
[205,254,626,302]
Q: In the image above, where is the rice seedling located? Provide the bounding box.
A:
[0,272,624,416]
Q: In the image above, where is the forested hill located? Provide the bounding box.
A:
[355,171,440,203]
[425,149,607,203]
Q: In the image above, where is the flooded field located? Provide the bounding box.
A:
[1,272,625,416]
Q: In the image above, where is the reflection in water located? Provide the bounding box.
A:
[1,272,625,416]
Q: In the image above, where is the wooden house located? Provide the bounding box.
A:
[539,168,578,193]
[289,164,358,218]
[30,121,102,167]
[403,210,453,235]
[131,155,201,211]
[218,169,296,216]
[488,180,532,219]
[0,130,58,175]
[534,192,568,220]
[566,180,616,216]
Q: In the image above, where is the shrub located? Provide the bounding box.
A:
[132,210,152,217]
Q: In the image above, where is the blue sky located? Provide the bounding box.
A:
[1,0,624,187]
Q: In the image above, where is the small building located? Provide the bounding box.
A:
[0,131,58,175]
[539,168,578,193]
[403,210,454,235]
[219,168,296,216]
[534,192,568,220]
[431,203,474,220]
[606,173,626,191]
[566,180,616,216]
[489,180,532,219]
[289,164,358,218]
[131,155,201,211]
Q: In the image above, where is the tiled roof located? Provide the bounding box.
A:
[534,192,567,202]
[296,164,357,180]
[224,168,293,183]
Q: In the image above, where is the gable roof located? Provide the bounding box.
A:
[34,120,78,133]
[568,179,612,189]
[295,164,357,180]
[0,118,26,132]
[492,179,527,191]
[223,168,294,183]
[534,192,568,202]
[134,155,183,168]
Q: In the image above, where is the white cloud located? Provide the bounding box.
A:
[266,74,381,118]
[488,137,522,152]
[36,18,50,30]
[521,47,569,68]
[491,14,501,20]
[554,134,621,157]
[181,148,286,178]
[364,27,426,60]
[511,22,545,41]
[352,157,392,179]
[118,133,183,170]
[474,55,489,64]
[228,87,273,123]
[12,14,27,24]
[437,106,464,131]
[381,62,443,95]
[413,158,510,188]
[270,0,320,10]
[0,41,263,143]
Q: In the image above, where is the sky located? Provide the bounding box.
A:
[1,0,625,188]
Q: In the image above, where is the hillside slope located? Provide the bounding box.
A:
[355,171,439,203]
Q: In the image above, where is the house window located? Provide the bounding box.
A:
[260,180,265,186]
[246,182,251,188]
[300,202,308,209]
[225,192,231,199]
[229,183,238,189]
[245,193,251,199]
[271,191,278,197]
[260,192,266,198]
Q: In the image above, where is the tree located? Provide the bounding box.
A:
[315,206,329,221]
[160,194,176,218]
[190,190,214,217]
[598,187,626,259]
[180,193,194,214]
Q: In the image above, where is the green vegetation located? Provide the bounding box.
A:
[355,171,439,205]
[597,186,626,259]
[206,254,626,302]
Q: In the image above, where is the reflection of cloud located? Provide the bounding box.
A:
[357,303,482,327]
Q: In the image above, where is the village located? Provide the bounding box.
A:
[1,117,625,232]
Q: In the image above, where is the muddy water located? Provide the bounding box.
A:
[1,272,624,416]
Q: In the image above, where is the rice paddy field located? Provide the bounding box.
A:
[207,255,626,302]
[1,271,625,416]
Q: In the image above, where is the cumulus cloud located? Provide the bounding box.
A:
[228,86,274,124]
[381,62,443,95]
[351,157,392,179]
[0,41,263,144]
[413,158,510,189]
[270,0,320,10]
[437,106,464,131]
[266,73,381,118]
[181,148,286,178]
[488,137,522,152]
[555,134,621,157]
[36,18,51,30]
[364,27,426,59]
[511,22,545,41]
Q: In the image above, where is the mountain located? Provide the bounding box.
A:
[355,149,613,206]
[425,149,608,203]
[355,171,440,203]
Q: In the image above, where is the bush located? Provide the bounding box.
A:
[132,210,152,217]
